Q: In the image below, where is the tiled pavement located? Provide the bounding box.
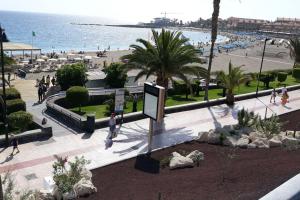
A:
[0,87,300,191]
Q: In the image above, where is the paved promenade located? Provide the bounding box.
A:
[0,87,300,191]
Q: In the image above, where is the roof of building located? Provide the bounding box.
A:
[3,42,41,51]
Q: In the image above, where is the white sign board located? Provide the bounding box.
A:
[115,89,125,113]
[144,93,158,120]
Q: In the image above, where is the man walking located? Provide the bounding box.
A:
[11,134,20,155]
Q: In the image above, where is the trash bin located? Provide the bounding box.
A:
[86,114,95,133]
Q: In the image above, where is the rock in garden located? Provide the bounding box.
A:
[198,131,209,143]
[169,152,194,169]
[237,127,254,135]
[52,186,62,200]
[63,189,76,200]
[73,179,97,197]
[186,150,204,162]
[269,138,282,148]
[237,137,249,148]
[295,131,300,140]
[39,189,55,200]
[248,132,262,142]
[80,168,92,181]
[252,138,269,148]
[247,143,256,148]
[223,136,237,147]
[207,130,221,144]
[282,137,299,148]
[286,130,295,138]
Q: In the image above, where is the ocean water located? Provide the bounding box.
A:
[0,10,227,53]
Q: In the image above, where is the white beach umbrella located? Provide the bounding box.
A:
[41,55,48,59]
[36,58,45,62]
[84,56,92,60]
[48,58,58,62]
[74,57,83,61]
[58,57,67,61]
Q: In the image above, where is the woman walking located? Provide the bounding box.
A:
[270,88,277,103]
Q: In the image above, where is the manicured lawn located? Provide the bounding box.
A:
[70,75,300,119]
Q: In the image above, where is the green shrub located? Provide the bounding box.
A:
[102,63,128,88]
[66,86,89,109]
[237,108,258,128]
[0,88,21,100]
[292,68,300,81]
[6,98,26,114]
[56,63,87,90]
[7,111,33,131]
[254,114,281,139]
[277,72,288,83]
[259,73,275,88]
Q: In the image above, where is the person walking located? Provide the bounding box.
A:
[51,76,56,86]
[42,83,47,100]
[38,84,43,102]
[7,72,11,86]
[270,88,277,103]
[41,76,45,85]
[46,75,51,88]
[109,113,116,138]
[281,91,289,106]
[10,134,19,155]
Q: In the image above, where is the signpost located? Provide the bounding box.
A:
[143,82,165,153]
[115,88,125,125]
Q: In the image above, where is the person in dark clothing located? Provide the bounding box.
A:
[38,84,43,102]
[51,77,56,86]
[11,135,19,155]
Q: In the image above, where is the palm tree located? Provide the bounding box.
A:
[289,38,300,66]
[121,29,208,94]
[217,61,246,105]
[204,0,221,101]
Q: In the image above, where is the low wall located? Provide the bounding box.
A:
[46,84,300,131]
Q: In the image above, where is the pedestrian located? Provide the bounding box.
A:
[281,91,289,105]
[10,134,19,155]
[46,75,50,88]
[42,84,47,100]
[109,113,116,137]
[7,72,11,86]
[270,88,277,103]
[41,76,45,84]
[51,76,56,86]
[38,84,43,102]
[281,85,287,95]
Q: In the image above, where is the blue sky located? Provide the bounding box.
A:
[0,0,299,23]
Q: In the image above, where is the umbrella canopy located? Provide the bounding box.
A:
[48,58,58,62]
[21,60,29,63]
[58,57,67,61]
[41,55,48,59]
[84,56,92,60]
[74,57,83,61]
[36,58,45,62]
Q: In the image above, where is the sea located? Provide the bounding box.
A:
[0,10,227,53]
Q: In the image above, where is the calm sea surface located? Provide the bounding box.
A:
[0,10,226,53]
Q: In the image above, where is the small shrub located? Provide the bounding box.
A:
[254,114,281,139]
[0,88,21,100]
[6,98,26,114]
[160,156,171,169]
[104,94,115,116]
[292,68,300,81]
[7,111,33,131]
[277,72,288,83]
[259,73,275,88]
[66,86,89,109]
[237,108,258,128]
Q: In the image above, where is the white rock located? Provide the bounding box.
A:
[207,131,221,144]
[63,189,76,200]
[282,137,299,147]
[198,131,209,143]
[247,143,257,148]
[252,138,269,148]
[52,185,62,200]
[80,168,92,181]
[295,131,300,140]
[73,179,97,197]
[269,138,282,148]
[39,190,55,200]
[186,150,204,162]
[249,132,262,142]
[169,152,194,169]
[286,130,295,138]
[223,136,237,147]
[237,137,249,148]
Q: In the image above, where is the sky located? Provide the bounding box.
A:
[0,0,299,23]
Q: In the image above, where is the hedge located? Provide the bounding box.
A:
[293,68,300,81]
[66,86,89,108]
[277,72,288,83]
[0,88,21,100]
[6,98,26,114]
[7,111,33,131]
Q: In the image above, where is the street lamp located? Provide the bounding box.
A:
[256,38,271,96]
[0,25,8,145]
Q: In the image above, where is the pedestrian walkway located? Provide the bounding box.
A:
[0,89,300,191]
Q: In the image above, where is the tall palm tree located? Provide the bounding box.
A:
[289,38,300,66]
[217,61,246,105]
[204,0,221,101]
[121,29,208,93]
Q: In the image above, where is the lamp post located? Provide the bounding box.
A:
[256,38,270,97]
[0,25,8,145]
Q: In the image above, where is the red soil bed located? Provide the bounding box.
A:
[82,110,300,200]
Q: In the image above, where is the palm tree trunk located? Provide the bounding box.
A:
[204,0,221,101]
